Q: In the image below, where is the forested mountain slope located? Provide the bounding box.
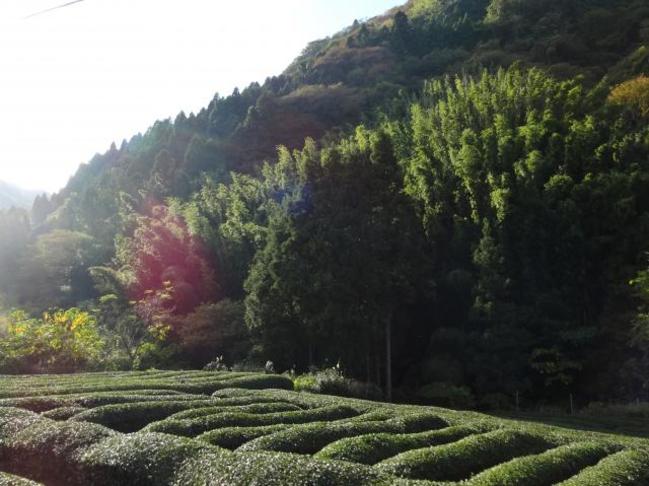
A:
[1,0,649,410]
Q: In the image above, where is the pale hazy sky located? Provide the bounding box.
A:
[0,0,400,192]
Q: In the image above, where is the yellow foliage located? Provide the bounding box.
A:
[608,75,649,117]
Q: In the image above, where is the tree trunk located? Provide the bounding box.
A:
[385,316,393,402]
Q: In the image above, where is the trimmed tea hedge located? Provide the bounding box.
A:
[376,429,555,481]
[144,404,361,437]
[316,424,490,464]
[69,400,217,432]
[172,450,392,486]
[167,401,302,421]
[1,371,649,485]
[196,424,288,449]
[41,406,88,421]
[0,414,116,485]
[465,441,618,485]
[557,447,649,485]
[238,412,448,454]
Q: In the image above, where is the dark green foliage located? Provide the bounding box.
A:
[316,424,490,464]
[465,441,618,485]
[558,447,649,485]
[376,429,555,481]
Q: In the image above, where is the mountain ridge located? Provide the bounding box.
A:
[0,180,41,210]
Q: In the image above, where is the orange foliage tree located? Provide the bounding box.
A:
[608,75,649,117]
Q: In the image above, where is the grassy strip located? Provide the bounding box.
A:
[465,441,617,485]
[375,429,555,481]
[316,424,489,464]
[557,447,649,485]
[143,405,361,437]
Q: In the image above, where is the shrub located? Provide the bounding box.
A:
[415,382,475,409]
[466,441,617,485]
[196,424,287,449]
[580,401,649,419]
[203,355,228,371]
[293,374,318,393]
[316,424,489,464]
[557,448,649,485]
[375,429,554,481]
[608,75,649,117]
[293,367,383,400]
[143,405,360,437]
[0,309,104,374]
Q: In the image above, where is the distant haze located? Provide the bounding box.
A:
[0,0,401,192]
[0,180,42,209]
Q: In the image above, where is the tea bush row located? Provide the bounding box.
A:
[375,429,556,481]
[316,424,492,464]
[465,441,618,485]
[143,404,361,437]
[238,412,449,454]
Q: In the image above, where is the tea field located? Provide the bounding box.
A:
[0,371,648,485]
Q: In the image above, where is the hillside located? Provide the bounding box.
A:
[1,0,649,413]
[40,0,649,242]
[0,181,39,210]
[0,371,648,485]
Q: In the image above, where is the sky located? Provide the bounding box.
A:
[0,0,401,193]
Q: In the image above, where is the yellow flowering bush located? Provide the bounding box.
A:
[0,308,103,373]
